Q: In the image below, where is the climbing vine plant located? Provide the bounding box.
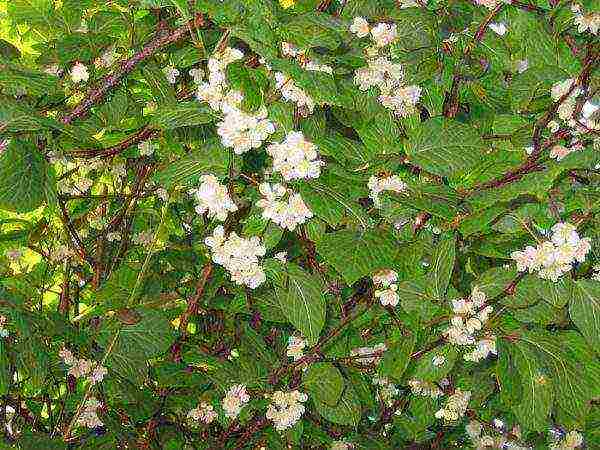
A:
[0,0,599,448]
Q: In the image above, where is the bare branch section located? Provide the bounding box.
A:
[61,13,205,125]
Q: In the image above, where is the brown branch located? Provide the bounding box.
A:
[178,264,213,336]
[442,4,503,118]
[58,198,95,267]
[61,13,205,125]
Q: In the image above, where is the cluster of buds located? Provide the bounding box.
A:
[372,269,400,307]
[511,223,591,282]
[444,287,497,363]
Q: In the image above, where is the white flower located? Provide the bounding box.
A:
[330,441,352,450]
[257,183,313,231]
[368,175,407,206]
[138,140,155,156]
[89,365,108,384]
[435,389,470,422]
[370,23,397,47]
[107,232,121,242]
[350,17,370,37]
[266,132,324,181]
[286,336,307,361]
[189,175,238,221]
[216,99,275,155]
[550,430,584,449]
[222,384,250,419]
[76,397,103,429]
[70,62,89,83]
[163,66,180,84]
[488,22,507,36]
[372,269,398,287]
[197,82,225,110]
[274,72,315,115]
[574,12,600,35]
[265,390,307,431]
[432,355,446,366]
[511,222,591,281]
[95,47,118,68]
[68,359,93,378]
[205,226,266,289]
[551,79,580,102]
[281,42,301,57]
[375,285,399,307]
[132,231,154,246]
[350,343,387,366]
[408,379,443,398]
[373,376,399,406]
[189,67,205,84]
[5,249,23,261]
[60,348,76,366]
[188,402,217,424]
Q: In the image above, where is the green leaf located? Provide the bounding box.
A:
[303,362,344,406]
[274,264,326,345]
[316,229,397,285]
[150,101,217,129]
[313,383,361,426]
[0,139,53,213]
[378,335,416,382]
[278,12,345,50]
[152,143,230,188]
[507,341,553,431]
[425,236,456,300]
[519,330,594,428]
[0,340,11,395]
[97,309,175,383]
[569,280,600,353]
[406,117,485,178]
[411,344,457,382]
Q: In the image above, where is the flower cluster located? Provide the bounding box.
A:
[549,430,584,450]
[163,65,180,84]
[350,343,387,366]
[138,140,155,157]
[266,131,324,181]
[372,269,399,307]
[444,287,496,362]
[189,175,238,221]
[368,175,407,206]
[205,226,266,289]
[286,335,307,361]
[351,18,422,117]
[257,183,312,231]
[216,91,276,155]
[222,384,250,419]
[187,402,218,424]
[435,388,471,422]
[59,348,107,385]
[545,79,600,159]
[465,420,530,450]
[197,47,275,154]
[274,72,315,116]
[408,379,443,398]
[373,376,399,407]
[572,4,600,35]
[76,397,103,429]
[265,390,307,431]
[70,62,89,83]
[511,223,591,282]
[474,0,510,9]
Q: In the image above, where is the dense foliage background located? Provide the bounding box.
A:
[0,0,599,448]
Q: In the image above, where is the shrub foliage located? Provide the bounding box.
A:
[0,0,599,448]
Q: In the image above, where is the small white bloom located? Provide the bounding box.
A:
[350,17,370,37]
[222,384,250,419]
[266,390,307,431]
[163,66,180,84]
[370,23,397,47]
[138,140,155,156]
[286,336,307,361]
[188,402,218,424]
[189,175,238,221]
[488,22,507,36]
[70,62,89,83]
